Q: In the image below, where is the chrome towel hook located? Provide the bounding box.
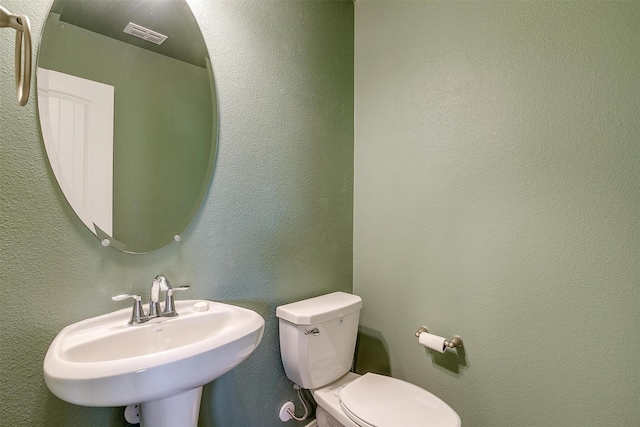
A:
[1,6,32,106]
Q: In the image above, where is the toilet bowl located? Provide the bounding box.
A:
[276,292,461,427]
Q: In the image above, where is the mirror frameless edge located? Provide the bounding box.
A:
[36,0,218,253]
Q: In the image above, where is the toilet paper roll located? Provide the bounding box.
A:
[418,332,448,353]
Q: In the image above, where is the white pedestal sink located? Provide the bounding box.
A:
[43,300,265,426]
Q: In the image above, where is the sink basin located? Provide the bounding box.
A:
[44,300,264,425]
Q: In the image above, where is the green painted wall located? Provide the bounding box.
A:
[5,1,637,426]
[354,1,639,426]
[1,1,353,426]
[38,12,215,253]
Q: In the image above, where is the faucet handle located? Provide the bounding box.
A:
[112,293,141,303]
[162,286,189,317]
[168,286,189,293]
[112,293,146,325]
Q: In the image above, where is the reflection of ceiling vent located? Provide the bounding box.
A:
[123,22,168,45]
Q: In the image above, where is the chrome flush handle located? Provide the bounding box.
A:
[305,328,320,336]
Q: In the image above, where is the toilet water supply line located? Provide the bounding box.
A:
[0,5,31,106]
[280,383,310,422]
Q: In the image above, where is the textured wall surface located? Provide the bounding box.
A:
[354,1,639,426]
[0,1,353,426]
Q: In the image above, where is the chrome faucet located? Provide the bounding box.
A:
[153,274,190,317]
[148,278,161,318]
[111,293,145,325]
[112,275,189,325]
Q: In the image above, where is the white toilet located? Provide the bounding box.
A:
[276,291,461,427]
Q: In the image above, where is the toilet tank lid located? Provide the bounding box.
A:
[276,292,362,325]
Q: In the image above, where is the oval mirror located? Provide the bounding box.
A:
[36,0,217,253]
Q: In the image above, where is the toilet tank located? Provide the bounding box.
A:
[276,292,362,389]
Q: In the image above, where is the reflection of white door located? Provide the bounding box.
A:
[37,68,114,236]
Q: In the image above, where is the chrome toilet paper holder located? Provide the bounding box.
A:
[415,326,464,349]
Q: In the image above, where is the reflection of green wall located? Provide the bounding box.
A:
[39,13,214,252]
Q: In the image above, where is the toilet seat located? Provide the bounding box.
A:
[338,373,461,427]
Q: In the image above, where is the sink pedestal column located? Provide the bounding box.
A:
[139,387,203,427]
